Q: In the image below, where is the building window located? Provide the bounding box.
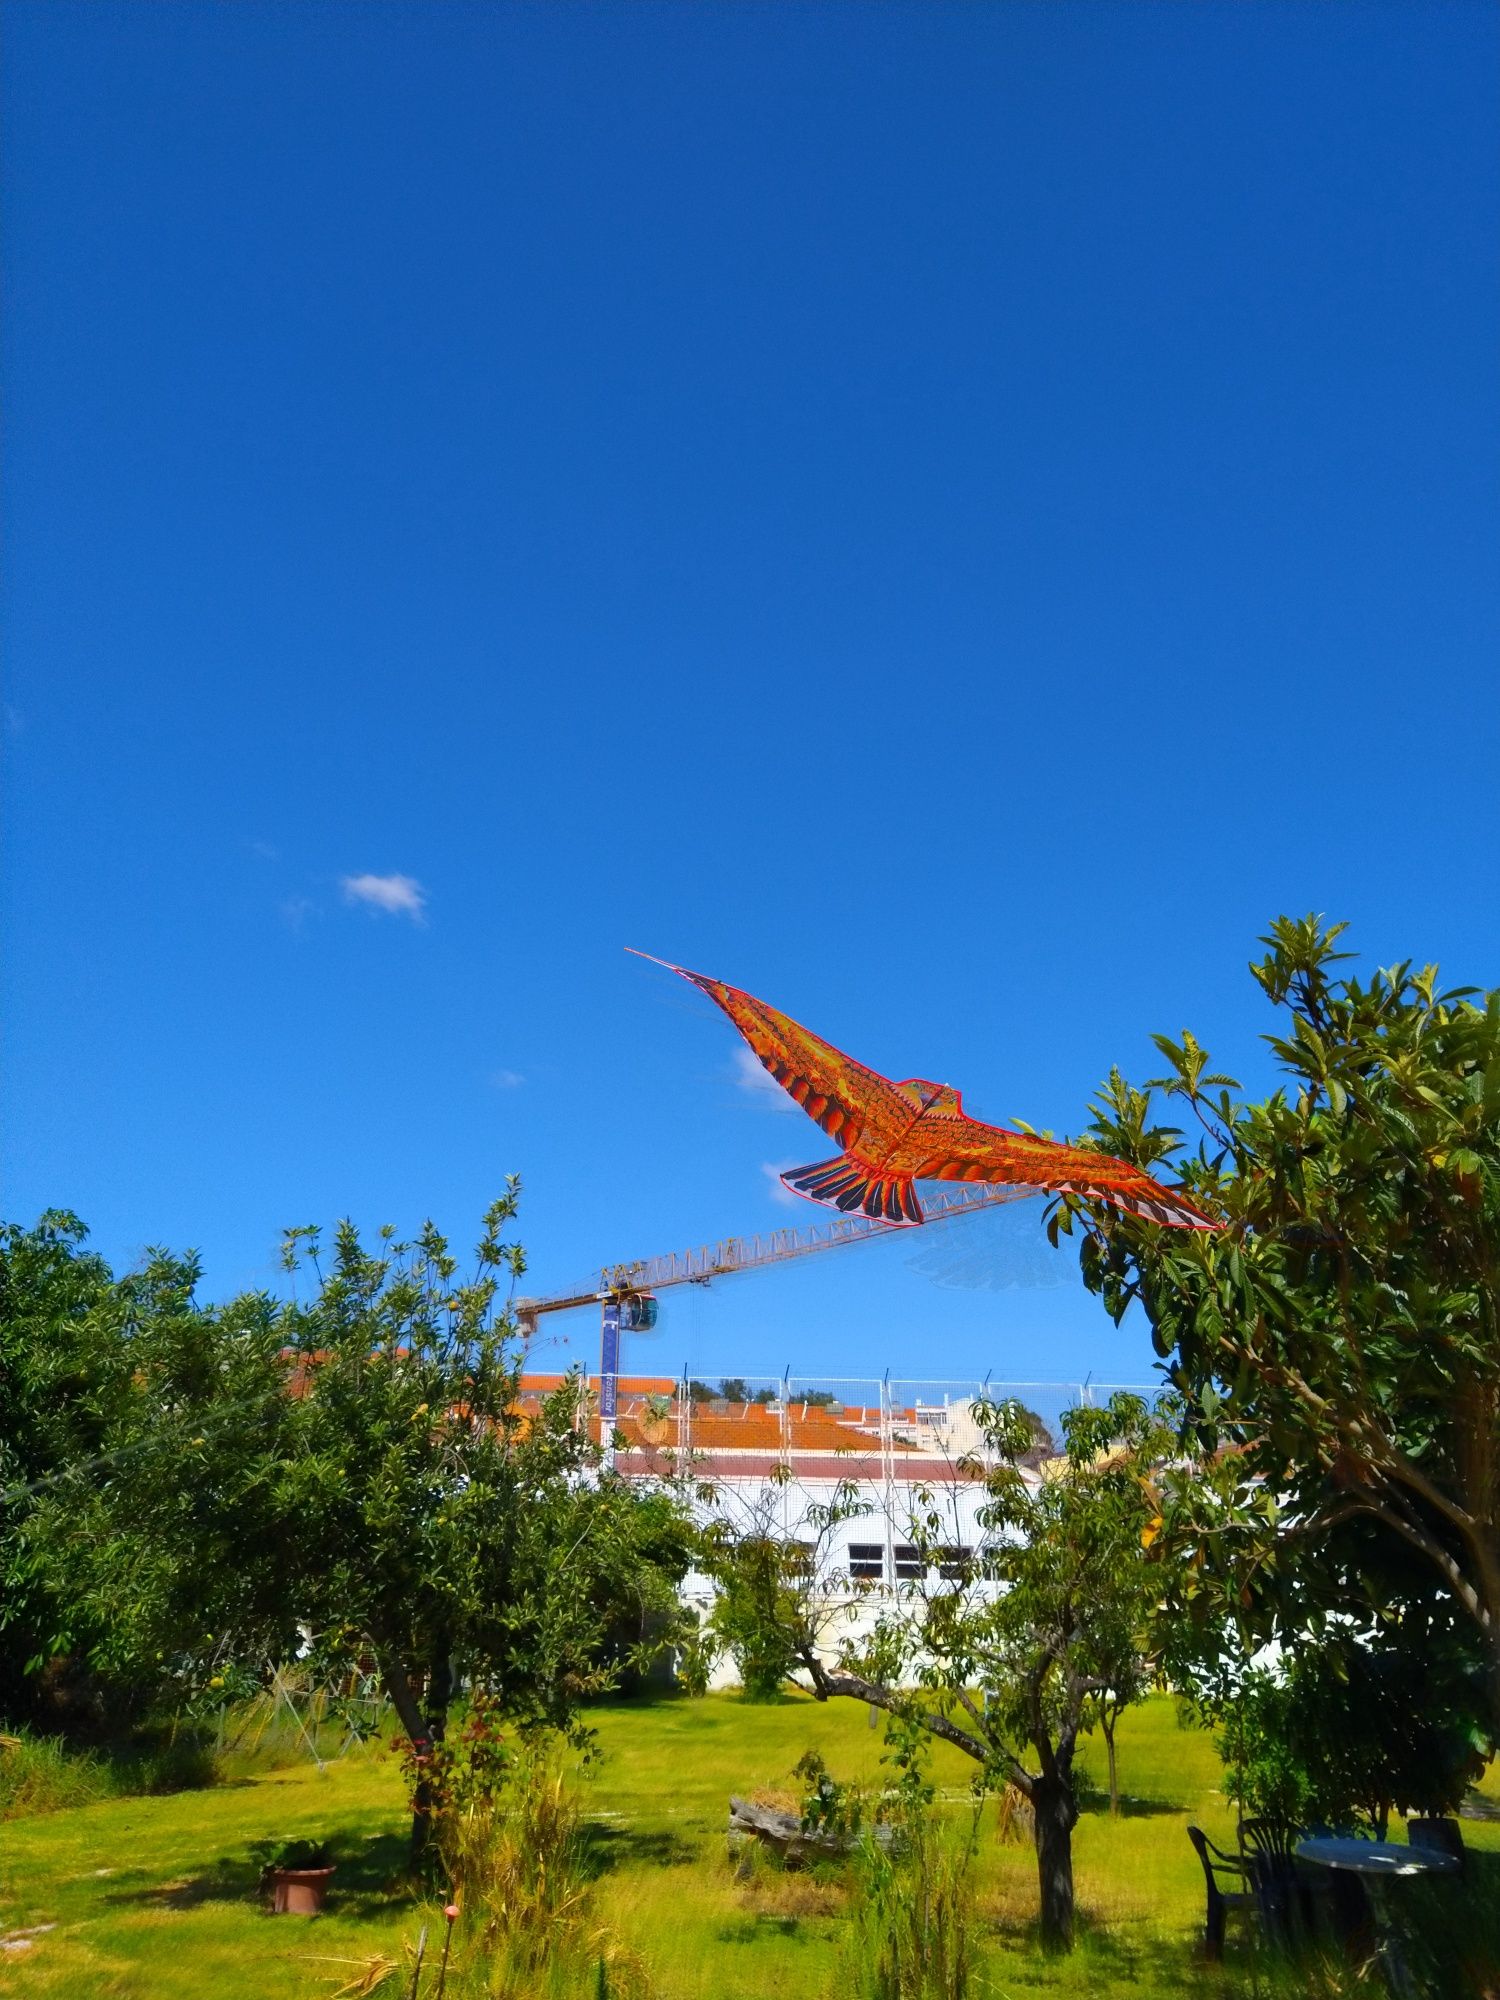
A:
[847,1543,885,1581]
[937,1545,974,1580]
[892,1544,924,1581]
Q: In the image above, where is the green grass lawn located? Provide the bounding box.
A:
[4,1694,1498,1999]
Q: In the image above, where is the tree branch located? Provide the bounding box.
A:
[798,1647,1032,1796]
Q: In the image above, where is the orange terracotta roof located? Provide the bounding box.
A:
[700,1414,886,1452]
[519,1373,677,1397]
[606,1445,986,1484]
[593,1410,922,1456]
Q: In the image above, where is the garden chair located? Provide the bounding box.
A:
[1240,1815,1311,1947]
[1407,1817,1466,1867]
[1186,1825,1254,1961]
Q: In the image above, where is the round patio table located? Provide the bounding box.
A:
[1294,1838,1458,1879]
[1295,1838,1458,1997]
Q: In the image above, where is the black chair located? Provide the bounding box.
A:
[1240,1816,1310,1947]
[1240,1816,1300,1862]
[1187,1825,1254,1961]
[1407,1816,1466,1867]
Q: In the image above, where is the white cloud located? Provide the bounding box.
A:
[733,1044,797,1112]
[341,872,427,922]
[248,839,279,862]
[762,1161,803,1208]
[280,895,318,931]
[491,1068,525,1090]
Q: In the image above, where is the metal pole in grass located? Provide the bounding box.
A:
[406,1922,427,2000]
[270,1663,327,1773]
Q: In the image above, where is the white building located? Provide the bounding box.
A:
[523,1375,1065,1690]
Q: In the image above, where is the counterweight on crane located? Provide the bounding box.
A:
[514,1181,1038,1435]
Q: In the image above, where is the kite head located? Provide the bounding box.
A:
[900,1079,964,1116]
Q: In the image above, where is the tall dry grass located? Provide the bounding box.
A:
[841,1808,985,2000]
[434,1731,657,2000]
[0,1726,217,1818]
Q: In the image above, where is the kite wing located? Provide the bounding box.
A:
[903,1108,1216,1231]
[630,951,1217,1232]
[628,950,915,1164]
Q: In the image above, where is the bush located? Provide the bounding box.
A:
[1211,1641,1488,1837]
[671,1613,714,1698]
[256,1836,333,1872]
[0,1727,218,1819]
[844,1811,982,2000]
[706,1538,803,1701]
[404,1696,658,2000]
[0,1732,112,1818]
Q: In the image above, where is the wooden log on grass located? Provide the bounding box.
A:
[726,1795,894,1867]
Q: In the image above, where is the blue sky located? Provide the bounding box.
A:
[4,1,1497,1390]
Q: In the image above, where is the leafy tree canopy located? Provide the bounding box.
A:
[1199,1616,1489,1838]
[4,1191,694,1862]
[2,1213,295,1726]
[1063,915,1500,1738]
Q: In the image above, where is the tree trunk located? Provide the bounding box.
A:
[408,1649,455,1868]
[1103,1712,1119,1816]
[1032,1771,1078,1953]
[376,1646,426,1745]
[375,1644,455,1870]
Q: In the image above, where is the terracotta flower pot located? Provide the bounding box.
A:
[268,1865,335,1915]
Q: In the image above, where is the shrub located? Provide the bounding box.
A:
[671,1612,714,1698]
[0,1732,112,1818]
[706,1537,802,1701]
[1211,1643,1488,1837]
[0,1727,218,1819]
[406,1695,657,2000]
[257,1837,334,1872]
[794,1747,863,1839]
[844,1812,982,2000]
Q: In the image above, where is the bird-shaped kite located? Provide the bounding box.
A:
[630,952,1215,1232]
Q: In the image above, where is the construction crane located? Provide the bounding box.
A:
[514,1182,1038,1441]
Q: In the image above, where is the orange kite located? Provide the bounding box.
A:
[631,952,1215,1232]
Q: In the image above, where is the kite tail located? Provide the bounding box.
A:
[1082,1181,1217,1231]
[782,1157,923,1226]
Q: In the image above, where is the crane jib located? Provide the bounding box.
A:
[511,1181,1042,1461]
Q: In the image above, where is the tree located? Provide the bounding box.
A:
[5,1217,298,1728]
[1199,1616,1489,1838]
[1083,1577,1150,1818]
[700,1393,1168,1950]
[1,1213,112,1720]
[705,1530,805,1699]
[717,1378,751,1403]
[1064,917,1500,1739]
[12,1192,693,1864]
[275,1190,692,1859]
[1,1215,140,1724]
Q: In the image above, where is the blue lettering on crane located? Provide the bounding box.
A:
[600,1301,620,1423]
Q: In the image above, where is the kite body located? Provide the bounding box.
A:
[631,952,1215,1231]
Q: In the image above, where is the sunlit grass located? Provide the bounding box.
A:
[2,1693,1496,1998]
